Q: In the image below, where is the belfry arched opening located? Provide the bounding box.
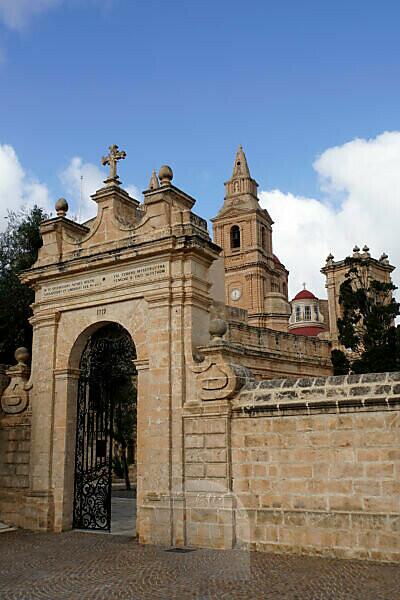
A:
[73,323,137,533]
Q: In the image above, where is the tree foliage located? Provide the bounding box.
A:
[331,348,350,375]
[332,257,400,374]
[0,206,48,364]
[113,377,137,490]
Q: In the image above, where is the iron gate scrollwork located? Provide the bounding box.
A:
[73,324,136,531]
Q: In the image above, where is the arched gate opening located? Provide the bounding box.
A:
[73,323,137,532]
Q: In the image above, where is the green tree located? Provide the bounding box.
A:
[0,206,48,364]
[332,257,400,374]
[113,377,137,490]
[331,348,350,375]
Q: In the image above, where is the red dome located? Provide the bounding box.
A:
[272,254,282,265]
[292,289,317,301]
[290,325,325,337]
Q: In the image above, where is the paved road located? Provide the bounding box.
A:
[110,497,136,535]
[0,530,399,599]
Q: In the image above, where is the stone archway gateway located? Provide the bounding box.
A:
[73,323,136,531]
[0,152,224,547]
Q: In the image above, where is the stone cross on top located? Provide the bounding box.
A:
[101,144,126,186]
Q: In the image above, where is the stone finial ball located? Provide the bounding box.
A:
[209,318,227,339]
[158,165,173,184]
[55,197,68,216]
[15,347,30,365]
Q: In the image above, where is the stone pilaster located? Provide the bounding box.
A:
[185,342,251,548]
[25,312,60,530]
[52,368,80,531]
[136,291,173,546]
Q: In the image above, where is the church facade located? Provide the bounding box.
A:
[212,145,395,347]
[212,146,291,331]
[0,146,399,562]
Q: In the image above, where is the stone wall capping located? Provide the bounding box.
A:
[361,372,387,383]
[235,390,400,416]
[232,371,400,396]
[350,386,371,396]
[295,377,314,388]
[241,380,258,391]
[238,391,255,404]
[313,377,327,386]
[387,372,400,382]
[233,370,400,416]
[347,374,362,384]
[281,379,297,388]
[327,375,346,385]
[301,387,327,397]
[259,379,285,389]
[374,385,392,395]
[254,392,271,403]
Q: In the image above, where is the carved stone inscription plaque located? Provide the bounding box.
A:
[42,261,168,299]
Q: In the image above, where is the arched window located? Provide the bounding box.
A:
[272,279,279,292]
[230,225,241,249]
[261,227,267,250]
[295,306,302,322]
[304,305,311,321]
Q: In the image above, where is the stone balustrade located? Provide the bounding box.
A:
[226,321,331,360]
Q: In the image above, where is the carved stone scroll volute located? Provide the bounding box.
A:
[192,359,246,401]
[1,348,31,415]
[191,319,253,402]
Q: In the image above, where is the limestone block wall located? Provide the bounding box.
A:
[0,413,31,528]
[232,372,400,562]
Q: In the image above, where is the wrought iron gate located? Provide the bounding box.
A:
[73,324,136,531]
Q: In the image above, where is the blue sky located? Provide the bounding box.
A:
[1,0,400,295]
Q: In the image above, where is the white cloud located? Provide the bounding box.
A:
[59,156,141,222]
[0,144,52,227]
[0,0,61,30]
[0,0,113,31]
[260,131,400,299]
[59,157,104,222]
[0,145,140,230]
[126,184,141,200]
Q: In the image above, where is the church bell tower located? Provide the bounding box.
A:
[212,146,291,331]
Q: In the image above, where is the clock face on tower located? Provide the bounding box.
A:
[231,288,241,301]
